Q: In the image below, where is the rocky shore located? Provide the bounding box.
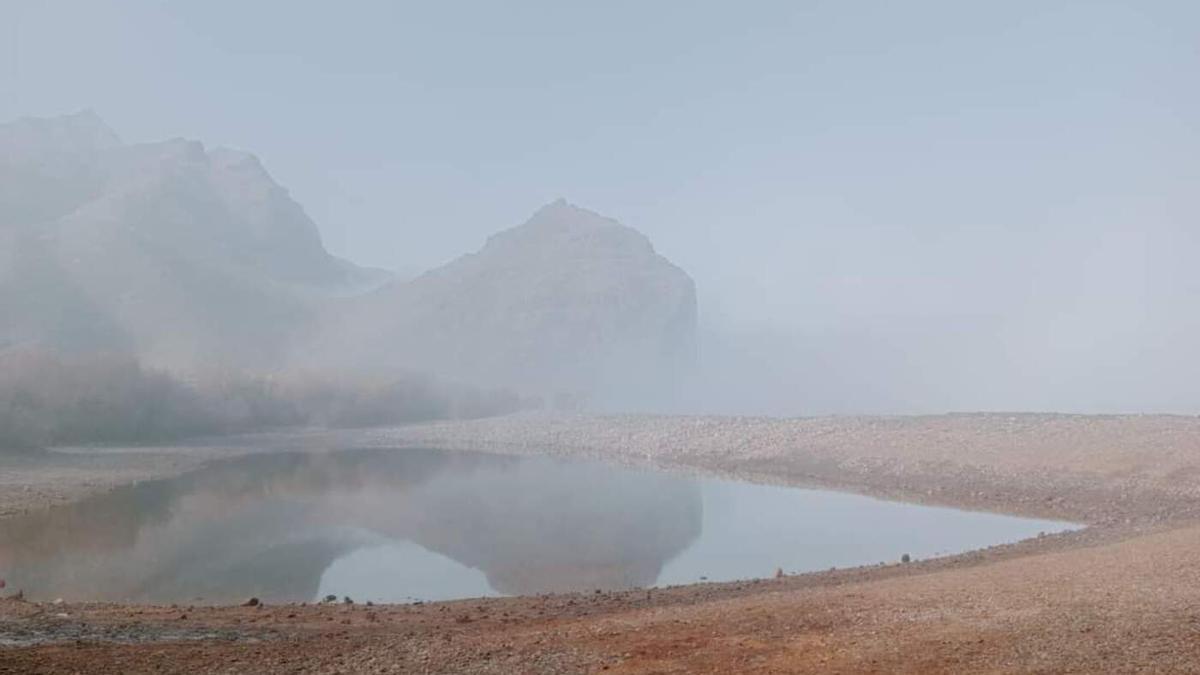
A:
[4,412,1200,673]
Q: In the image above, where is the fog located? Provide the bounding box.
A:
[3,1,1199,416]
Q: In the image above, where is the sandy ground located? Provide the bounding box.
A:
[4,412,1200,673]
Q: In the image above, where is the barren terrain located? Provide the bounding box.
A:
[4,413,1200,673]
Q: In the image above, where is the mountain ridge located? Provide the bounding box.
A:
[0,112,388,367]
[1,112,697,398]
[316,198,697,397]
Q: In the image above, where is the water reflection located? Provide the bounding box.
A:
[0,449,1078,604]
[0,449,703,603]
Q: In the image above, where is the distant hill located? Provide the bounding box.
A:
[312,199,697,397]
[1,112,696,399]
[0,112,388,368]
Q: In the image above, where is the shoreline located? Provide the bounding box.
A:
[4,412,1200,673]
[9,411,1200,525]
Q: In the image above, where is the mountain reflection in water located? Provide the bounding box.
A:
[1,448,1080,605]
[0,449,703,603]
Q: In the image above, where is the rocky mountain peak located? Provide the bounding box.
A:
[324,202,698,399]
[0,112,387,368]
[482,199,655,259]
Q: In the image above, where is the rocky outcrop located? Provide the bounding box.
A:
[0,112,388,368]
[322,200,697,398]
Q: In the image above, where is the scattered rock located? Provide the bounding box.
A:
[242,597,260,607]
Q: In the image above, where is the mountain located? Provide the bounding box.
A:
[312,199,697,398]
[1,112,697,399]
[0,112,388,368]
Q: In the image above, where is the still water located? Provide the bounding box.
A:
[0,449,1076,604]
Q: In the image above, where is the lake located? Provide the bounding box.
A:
[0,448,1076,604]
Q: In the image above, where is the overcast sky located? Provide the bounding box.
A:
[3,1,1199,412]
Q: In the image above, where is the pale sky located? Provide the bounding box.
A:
[4,1,1199,413]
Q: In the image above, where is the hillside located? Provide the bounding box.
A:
[313,199,697,398]
[1,113,696,400]
[0,112,387,368]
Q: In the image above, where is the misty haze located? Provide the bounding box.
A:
[2,2,1200,673]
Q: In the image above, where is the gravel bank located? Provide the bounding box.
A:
[5,412,1200,673]
[358,412,1200,524]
